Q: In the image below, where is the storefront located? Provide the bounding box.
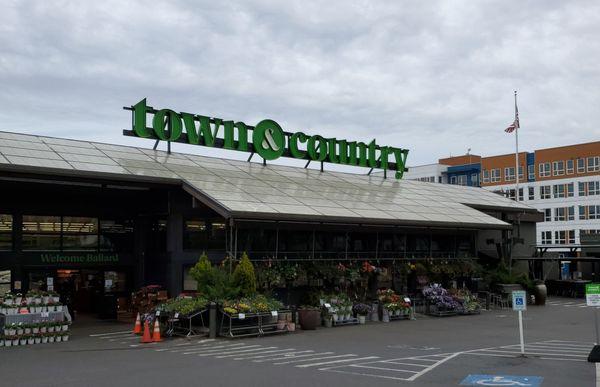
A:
[0,104,540,317]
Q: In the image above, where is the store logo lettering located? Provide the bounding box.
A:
[127,99,409,179]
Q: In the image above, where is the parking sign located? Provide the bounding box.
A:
[586,283,600,307]
[512,290,527,311]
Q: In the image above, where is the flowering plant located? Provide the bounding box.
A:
[352,303,371,315]
[422,284,460,311]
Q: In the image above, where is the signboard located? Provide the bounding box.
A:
[124,99,409,179]
[512,291,527,311]
[40,253,119,265]
[47,277,54,292]
[586,283,600,306]
[460,374,543,386]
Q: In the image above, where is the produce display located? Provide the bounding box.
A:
[1,321,70,347]
[156,296,208,317]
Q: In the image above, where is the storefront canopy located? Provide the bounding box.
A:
[0,131,537,229]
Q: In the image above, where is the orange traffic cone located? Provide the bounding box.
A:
[151,319,162,342]
[141,321,152,344]
[133,313,142,335]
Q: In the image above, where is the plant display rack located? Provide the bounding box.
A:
[332,316,358,326]
[1,310,70,347]
[388,311,411,321]
[163,309,207,337]
[426,305,458,317]
[219,309,290,338]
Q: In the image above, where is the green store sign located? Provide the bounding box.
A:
[125,99,409,179]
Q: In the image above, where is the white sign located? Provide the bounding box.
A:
[586,284,600,306]
[324,303,331,308]
[238,313,245,320]
[47,277,54,286]
[271,311,278,317]
[512,290,527,311]
[155,310,161,316]
[174,313,179,318]
[404,297,411,303]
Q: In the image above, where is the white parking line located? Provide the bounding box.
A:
[182,344,256,355]
[477,349,586,358]
[216,347,285,359]
[255,352,334,363]
[406,353,461,382]
[233,349,308,361]
[379,361,429,368]
[274,354,356,365]
[349,364,418,373]
[89,330,131,337]
[502,345,589,353]
[170,343,243,353]
[296,356,379,368]
[204,346,278,358]
[596,363,600,387]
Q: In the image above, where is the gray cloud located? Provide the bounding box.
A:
[0,0,598,169]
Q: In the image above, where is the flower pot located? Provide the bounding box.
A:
[12,339,19,346]
[19,338,27,345]
[34,337,41,344]
[24,328,31,334]
[14,297,22,305]
[48,326,55,333]
[358,315,366,324]
[286,322,296,332]
[276,320,287,330]
[42,337,48,344]
[27,338,35,345]
[62,325,69,332]
[298,309,320,330]
[43,296,50,304]
[16,328,23,335]
[4,299,13,306]
[534,284,547,305]
[55,335,62,342]
[332,313,338,322]
[382,309,390,323]
[32,327,39,334]
[7,328,16,335]
[40,327,47,333]
[323,317,333,328]
[56,305,63,312]
[26,297,33,304]
[62,335,69,342]
[48,336,55,343]
[48,305,56,312]
[4,340,11,347]
[52,296,60,303]
[34,297,42,305]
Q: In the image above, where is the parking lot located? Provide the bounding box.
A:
[0,297,596,387]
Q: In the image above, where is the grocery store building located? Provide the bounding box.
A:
[0,103,541,314]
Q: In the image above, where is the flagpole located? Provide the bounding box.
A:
[514,90,519,199]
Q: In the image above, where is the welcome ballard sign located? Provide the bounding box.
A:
[124,99,409,179]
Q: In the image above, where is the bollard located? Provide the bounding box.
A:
[209,302,217,339]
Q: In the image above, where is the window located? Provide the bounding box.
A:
[491,168,501,183]
[22,216,61,251]
[541,231,552,245]
[580,206,586,220]
[544,209,551,222]
[553,160,565,176]
[588,156,600,172]
[567,159,574,174]
[505,167,515,182]
[568,206,575,221]
[567,230,576,244]
[554,207,566,222]
[100,219,134,252]
[540,186,551,199]
[457,175,467,186]
[567,183,574,197]
[582,205,600,220]
[539,162,551,177]
[0,215,12,250]
[579,182,587,196]
[482,169,490,183]
[518,187,523,201]
[0,270,10,296]
[528,164,535,180]
[578,158,586,173]
[518,165,524,180]
[62,217,98,251]
[589,181,600,196]
[450,176,457,184]
[184,220,207,250]
[471,173,479,186]
[182,266,198,292]
[528,186,535,200]
[553,184,566,198]
[555,230,566,245]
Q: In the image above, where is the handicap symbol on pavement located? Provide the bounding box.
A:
[461,374,543,386]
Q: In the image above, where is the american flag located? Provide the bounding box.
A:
[505,105,520,133]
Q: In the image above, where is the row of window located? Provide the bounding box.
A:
[542,205,600,222]
[482,156,600,184]
[449,174,478,186]
[540,230,576,245]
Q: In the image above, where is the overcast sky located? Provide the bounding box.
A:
[1,1,598,169]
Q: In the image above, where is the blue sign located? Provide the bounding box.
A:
[461,374,543,386]
[512,290,527,311]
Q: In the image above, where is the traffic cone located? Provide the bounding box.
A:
[133,313,142,335]
[151,319,162,342]
[141,321,152,344]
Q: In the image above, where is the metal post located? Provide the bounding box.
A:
[595,307,600,345]
[518,310,525,355]
[209,302,217,339]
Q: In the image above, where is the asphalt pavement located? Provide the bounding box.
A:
[0,297,597,387]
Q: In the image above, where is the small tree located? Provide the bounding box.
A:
[233,252,257,297]
[189,253,213,296]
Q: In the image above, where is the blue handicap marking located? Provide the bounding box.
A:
[461,374,543,386]
[515,298,524,305]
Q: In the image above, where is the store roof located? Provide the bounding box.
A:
[0,131,537,229]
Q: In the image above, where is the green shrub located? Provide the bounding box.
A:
[233,252,257,297]
[189,253,214,295]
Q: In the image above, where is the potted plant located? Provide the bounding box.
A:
[6,323,17,336]
[49,291,60,304]
[14,293,23,305]
[48,334,55,343]
[34,335,41,345]
[19,334,28,346]
[24,324,32,335]
[40,322,48,334]
[41,333,49,344]
[11,335,19,346]
[353,303,371,324]
[3,293,14,306]
[62,322,70,332]
[55,333,62,343]
[4,335,13,347]
[42,292,50,304]
[47,324,55,333]
[16,324,24,336]
[0,335,3,347]
[298,306,320,330]
[62,333,70,342]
